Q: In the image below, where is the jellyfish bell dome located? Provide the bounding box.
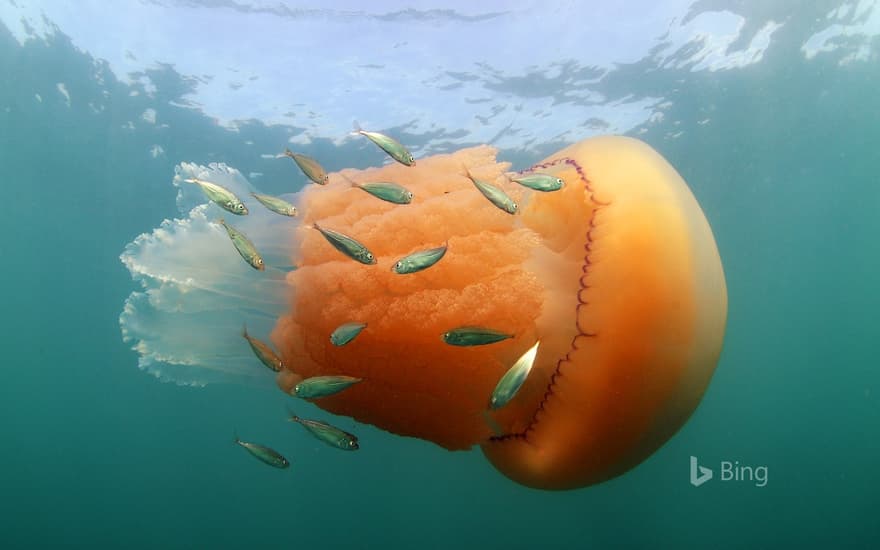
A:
[120,136,727,490]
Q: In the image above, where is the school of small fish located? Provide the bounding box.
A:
[198,124,562,469]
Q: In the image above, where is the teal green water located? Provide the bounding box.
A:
[1,11,878,549]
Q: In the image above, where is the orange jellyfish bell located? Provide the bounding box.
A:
[119,137,725,489]
[272,135,727,490]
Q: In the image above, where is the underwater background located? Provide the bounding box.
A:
[0,1,877,548]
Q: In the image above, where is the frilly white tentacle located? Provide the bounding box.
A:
[120,162,300,386]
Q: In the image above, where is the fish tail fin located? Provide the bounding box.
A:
[481,410,503,438]
[285,406,299,423]
[233,429,240,445]
[241,323,248,339]
[339,173,359,188]
[351,120,363,135]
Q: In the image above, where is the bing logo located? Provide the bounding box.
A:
[690,456,713,487]
[690,456,768,487]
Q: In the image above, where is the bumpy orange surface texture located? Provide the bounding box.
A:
[273,137,727,490]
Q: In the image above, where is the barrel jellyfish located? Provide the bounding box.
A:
[120,136,727,490]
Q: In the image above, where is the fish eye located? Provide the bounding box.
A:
[367,253,374,260]
[257,258,264,265]
[396,261,403,269]
[406,192,413,199]
[512,202,519,211]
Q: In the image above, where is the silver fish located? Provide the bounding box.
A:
[283,149,328,185]
[242,324,283,371]
[251,192,298,216]
[489,340,540,410]
[465,168,517,214]
[352,122,415,166]
[185,178,248,215]
[294,375,363,399]
[442,326,514,347]
[392,244,447,274]
[313,223,376,265]
[330,322,367,346]
[218,219,265,270]
[510,173,565,192]
[234,434,290,468]
[353,181,413,205]
[288,412,360,451]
